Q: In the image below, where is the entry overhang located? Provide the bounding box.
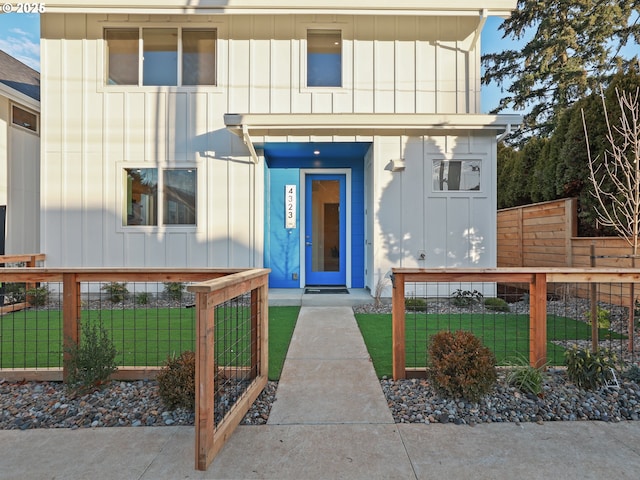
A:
[224,113,522,139]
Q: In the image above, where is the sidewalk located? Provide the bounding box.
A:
[2,305,640,479]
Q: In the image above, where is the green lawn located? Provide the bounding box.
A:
[355,312,623,378]
[0,306,299,380]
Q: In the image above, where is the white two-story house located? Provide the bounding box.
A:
[39,1,520,294]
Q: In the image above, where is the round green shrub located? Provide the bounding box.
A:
[428,330,497,402]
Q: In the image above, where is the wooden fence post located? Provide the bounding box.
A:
[195,291,215,471]
[529,273,547,368]
[391,272,406,380]
[62,273,80,383]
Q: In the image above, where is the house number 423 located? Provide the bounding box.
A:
[285,185,296,229]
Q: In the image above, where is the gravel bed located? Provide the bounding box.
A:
[383,370,640,425]
[0,379,277,430]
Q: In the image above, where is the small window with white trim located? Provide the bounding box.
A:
[11,104,38,133]
[432,160,481,191]
[307,29,342,87]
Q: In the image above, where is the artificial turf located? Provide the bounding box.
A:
[355,312,624,378]
[0,306,299,380]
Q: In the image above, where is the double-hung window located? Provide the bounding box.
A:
[307,29,342,87]
[106,28,216,86]
[124,168,197,227]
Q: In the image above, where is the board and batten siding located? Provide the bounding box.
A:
[40,12,484,268]
[370,132,496,294]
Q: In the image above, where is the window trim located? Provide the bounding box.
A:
[10,103,39,134]
[299,23,351,93]
[430,158,485,195]
[117,162,201,233]
[103,25,221,91]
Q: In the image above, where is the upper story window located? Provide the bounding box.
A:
[11,104,39,133]
[105,28,216,87]
[433,160,481,191]
[307,29,342,87]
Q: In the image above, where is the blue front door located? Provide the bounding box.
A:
[304,174,347,285]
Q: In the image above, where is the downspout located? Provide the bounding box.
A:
[242,124,259,164]
[497,124,512,142]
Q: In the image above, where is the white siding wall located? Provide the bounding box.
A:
[0,95,40,254]
[40,12,485,268]
[371,132,496,292]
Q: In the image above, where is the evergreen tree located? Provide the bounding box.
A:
[483,0,639,140]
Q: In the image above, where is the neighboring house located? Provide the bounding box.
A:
[0,50,40,255]
[40,1,520,295]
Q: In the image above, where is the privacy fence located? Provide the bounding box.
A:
[0,261,269,471]
[497,198,638,269]
[391,268,640,380]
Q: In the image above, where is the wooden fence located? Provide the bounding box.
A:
[497,198,638,269]
[391,267,640,380]
[497,199,577,268]
[188,269,269,471]
[0,266,270,471]
[0,267,261,381]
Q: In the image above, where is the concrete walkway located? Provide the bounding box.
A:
[2,304,640,479]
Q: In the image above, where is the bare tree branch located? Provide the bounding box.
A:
[582,86,640,255]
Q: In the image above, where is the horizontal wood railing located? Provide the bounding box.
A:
[391,267,640,380]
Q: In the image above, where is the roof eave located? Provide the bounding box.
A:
[224,113,522,137]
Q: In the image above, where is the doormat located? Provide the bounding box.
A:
[304,287,349,294]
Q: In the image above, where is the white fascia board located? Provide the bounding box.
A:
[43,0,517,16]
[224,113,522,137]
[0,83,40,112]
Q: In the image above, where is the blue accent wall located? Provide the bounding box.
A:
[265,168,300,288]
[265,156,365,288]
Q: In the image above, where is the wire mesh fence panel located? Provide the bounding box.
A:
[546,282,637,365]
[79,282,197,367]
[399,277,639,373]
[0,282,63,369]
[213,292,256,427]
[403,281,532,370]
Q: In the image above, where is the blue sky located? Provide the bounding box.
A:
[0,12,510,113]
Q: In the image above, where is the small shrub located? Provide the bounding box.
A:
[505,354,545,396]
[164,282,186,302]
[451,289,483,307]
[26,285,50,307]
[564,346,618,390]
[136,292,150,305]
[102,282,128,303]
[583,306,610,329]
[405,296,427,311]
[428,330,497,402]
[483,297,510,312]
[156,351,196,410]
[65,319,118,394]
